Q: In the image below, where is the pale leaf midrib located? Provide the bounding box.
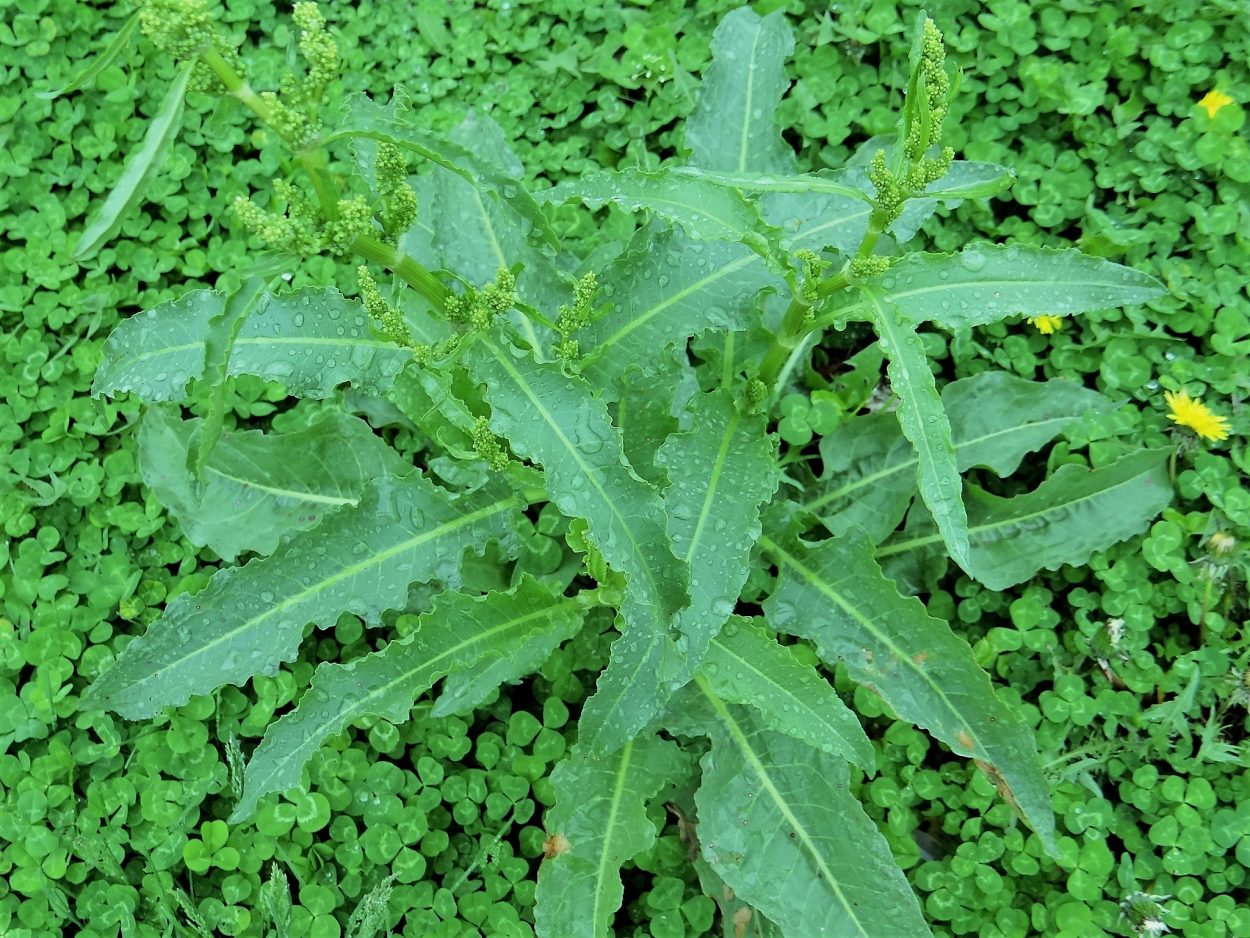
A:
[806,414,1077,514]
[759,535,986,760]
[116,495,517,701]
[485,341,666,614]
[878,459,1153,557]
[250,601,565,795]
[698,679,870,936]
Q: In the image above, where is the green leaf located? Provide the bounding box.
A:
[326,91,558,250]
[672,166,869,201]
[540,168,782,266]
[535,734,686,938]
[431,603,582,718]
[685,7,797,175]
[921,161,1016,200]
[700,618,873,770]
[193,275,269,475]
[579,228,780,394]
[811,414,914,543]
[84,475,520,719]
[879,449,1173,590]
[232,578,572,820]
[138,406,412,561]
[808,373,1115,540]
[693,694,931,938]
[655,389,778,667]
[430,113,568,319]
[73,60,194,260]
[93,287,411,402]
[463,339,688,754]
[874,243,1167,330]
[761,191,872,256]
[37,10,140,99]
[941,371,1115,476]
[863,286,970,569]
[761,532,1058,855]
[615,353,696,487]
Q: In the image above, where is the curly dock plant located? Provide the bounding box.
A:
[76,3,1173,934]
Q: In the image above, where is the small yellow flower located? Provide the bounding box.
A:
[1197,89,1234,119]
[1027,315,1064,335]
[1164,389,1231,442]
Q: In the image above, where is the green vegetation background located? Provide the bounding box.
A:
[2,0,1249,935]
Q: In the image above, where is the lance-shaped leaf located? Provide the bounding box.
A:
[615,353,697,487]
[430,113,568,320]
[194,275,269,474]
[233,578,575,820]
[809,373,1115,540]
[655,389,778,667]
[873,243,1167,331]
[539,168,783,268]
[864,286,970,569]
[73,60,194,260]
[920,160,1015,200]
[761,531,1058,856]
[463,339,688,753]
[325,91,557,249]
[579,228,780,394]
[699,618,873,770]
[762,190,871,256]
[811,414,914,543]
[685,7,797,175]
[93,287,412,402]
[38,10,140,99]
[84,475,520,719]
[672,166,869,201]
[139,406,412,561]
[762,183,935,256]
[879,449,1173,590]
[694,693,931,938]
[535,734,686,938]
[431,602,582,718]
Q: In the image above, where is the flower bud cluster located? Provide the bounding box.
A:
[794,249,829,303]
[357,266,412,346]
[323,196,375,255]
[140,0,215,61]
[867,150,906,228]
[259,88,317,149]
[446,269,517,332]
[139,0,238,91]
[232,183,320,255]
[555,272,598,363]
[745,378,768,411]
[293,3,339,91]
[376,144,419,240]
[848,255,892,282]
[471,417,511,471]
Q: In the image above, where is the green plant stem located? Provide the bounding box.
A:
[758,210,888,391]
[200,48,449,312]
[758,295,812,386]
[200,48,272,123]
[353,235,451,308]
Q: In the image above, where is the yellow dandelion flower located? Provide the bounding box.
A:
[1027,315,1064,335]
[1197,89,1234,119]
[1164,389,1231,442]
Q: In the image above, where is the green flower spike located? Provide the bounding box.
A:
[471,416,511,471]
[555,272,598,362]
[357,266,412,346]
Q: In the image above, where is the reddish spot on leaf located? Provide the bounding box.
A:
[912,651,929,665]
[956,730,975,751]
